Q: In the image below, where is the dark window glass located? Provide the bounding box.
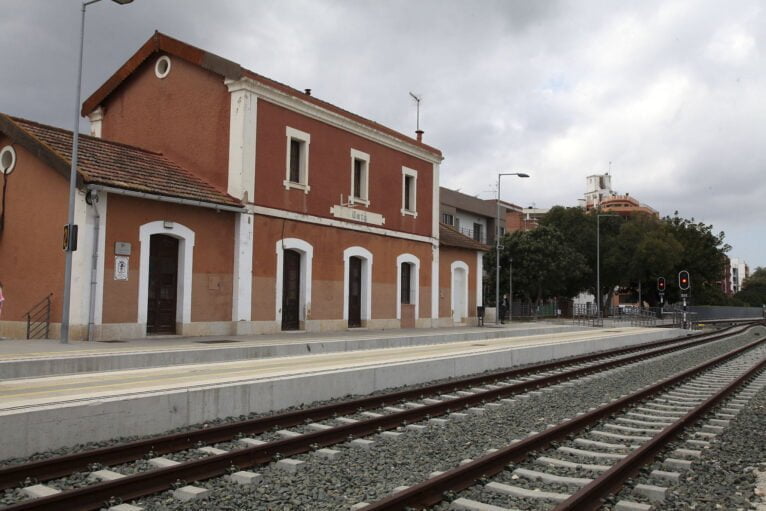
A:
[353,159,363,198]
[404,175,413,210]
[401,263,411,304]
[289,139,301,183]
[473,223,483,242]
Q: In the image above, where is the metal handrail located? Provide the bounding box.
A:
[25,293,53,340]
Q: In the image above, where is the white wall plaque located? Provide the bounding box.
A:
[115,241,132,256]
[330,205,385,226]
[115,256,129,281]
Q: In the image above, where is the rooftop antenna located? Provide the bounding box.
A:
[607,161,612,175]
[409,92,422,132]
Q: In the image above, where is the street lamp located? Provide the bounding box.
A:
[596,213,619,323]
[61,0,133,344]
[496,172,529,325]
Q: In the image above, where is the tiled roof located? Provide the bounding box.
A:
[0,114,242,208]
[81,32,442,159]
[440,223,490,252]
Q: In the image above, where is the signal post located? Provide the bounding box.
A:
[679,270,690,329]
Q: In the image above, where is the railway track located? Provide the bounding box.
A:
[0,324,761,510]
[361,331,766,511]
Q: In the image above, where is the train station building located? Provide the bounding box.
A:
[0,32,487,341]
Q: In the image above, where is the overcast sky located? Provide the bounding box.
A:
[2,0,763,269]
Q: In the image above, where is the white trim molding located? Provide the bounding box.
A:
[431,243,439,320]
[275,238,314,324]
[401,166,418,217]
[250,204,435,245]
[232,212,254,321]
[396,253,420,320]
[226,80,257,201]
[284,126,311,193]
[138,221,195,326]
[349,148,370,206]
[450,260,469,323]
[476,251,484,307]
[343,246,373,322]
[225,77,443,165]
[87,107,104,138]
[93,192,108,324]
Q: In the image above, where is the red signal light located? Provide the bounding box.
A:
[678,270,690,291]
[657,277,666,291]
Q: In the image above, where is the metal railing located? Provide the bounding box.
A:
[25,293,53,340]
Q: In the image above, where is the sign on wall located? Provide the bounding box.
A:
[330,205,385,226]
[114,256,129,281]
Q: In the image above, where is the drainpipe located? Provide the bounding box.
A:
[86,190,100,342]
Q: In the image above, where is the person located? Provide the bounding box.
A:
[500,294,508,324]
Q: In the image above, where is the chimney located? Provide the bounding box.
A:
[416,129,424,142]
[304,89,312,96]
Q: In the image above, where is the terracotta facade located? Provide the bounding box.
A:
[0,33,486,340]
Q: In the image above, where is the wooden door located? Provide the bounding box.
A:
[348,256,362,328]
[282,249,301,331]
[147,234,178,334]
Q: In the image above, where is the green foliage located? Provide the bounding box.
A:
[496,207,733,306]
[735,267,766,306]
[485,224,588,305]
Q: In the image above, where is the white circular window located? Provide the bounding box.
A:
[0,145,16,175]
[155,55,172,79]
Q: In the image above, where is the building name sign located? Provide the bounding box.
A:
[330,205,385,226]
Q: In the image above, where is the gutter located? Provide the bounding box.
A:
[85,184,245,213]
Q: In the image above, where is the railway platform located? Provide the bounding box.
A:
[0,322,684,460]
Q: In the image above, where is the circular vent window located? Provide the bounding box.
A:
[0,145,16,175]
[155,55,171,79]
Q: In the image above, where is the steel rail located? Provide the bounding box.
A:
[3,328,762,511]
[0,326,733,490]
[554,352,766,510]
[346,333,766,510]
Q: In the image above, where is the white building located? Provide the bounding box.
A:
[729,258,750,294]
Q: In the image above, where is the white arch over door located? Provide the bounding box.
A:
[396,253,420,320]
[275,238,314,325]
[343,246,373,321]
[450,260,469,323]
[138,221,195,326]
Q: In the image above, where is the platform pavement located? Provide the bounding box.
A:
[0,321,590,379]
[0,323,685,460]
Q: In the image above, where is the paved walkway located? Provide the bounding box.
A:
[0,321,576,359]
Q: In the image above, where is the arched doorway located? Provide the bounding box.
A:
[147,234,178,334]
[451,261,469,323]
[281,249,301,331]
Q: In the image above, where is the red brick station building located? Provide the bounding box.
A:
[0,33,486,341]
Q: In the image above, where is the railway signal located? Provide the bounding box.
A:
[678,270,690,291]
[657,277,666,292]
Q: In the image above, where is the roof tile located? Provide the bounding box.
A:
[7,116,241,208]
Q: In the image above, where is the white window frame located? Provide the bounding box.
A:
[349,148,370,206]
[401,166,418,217]
[343,246,373,322]
[396,253,420,320]
[284,126,311,193]
[275,238,314,325]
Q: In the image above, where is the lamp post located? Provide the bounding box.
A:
[509,257,513,323]
[496,172,529,325]
[595,213,618,323]
[61,0,133,344]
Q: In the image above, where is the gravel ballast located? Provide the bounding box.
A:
[0,327,763,510]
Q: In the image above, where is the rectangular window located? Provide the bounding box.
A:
[401,167,417,217]
[289,139,301,183]
[401,263,411,304]
[284,127,311,192]
[350,149,370,205]
[473,223,483,242]
[441,213,454,225]
[353,159,362,197]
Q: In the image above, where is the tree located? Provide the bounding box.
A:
[485,225,587,305]
[735,267,766,306]
[663,213,730,305]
